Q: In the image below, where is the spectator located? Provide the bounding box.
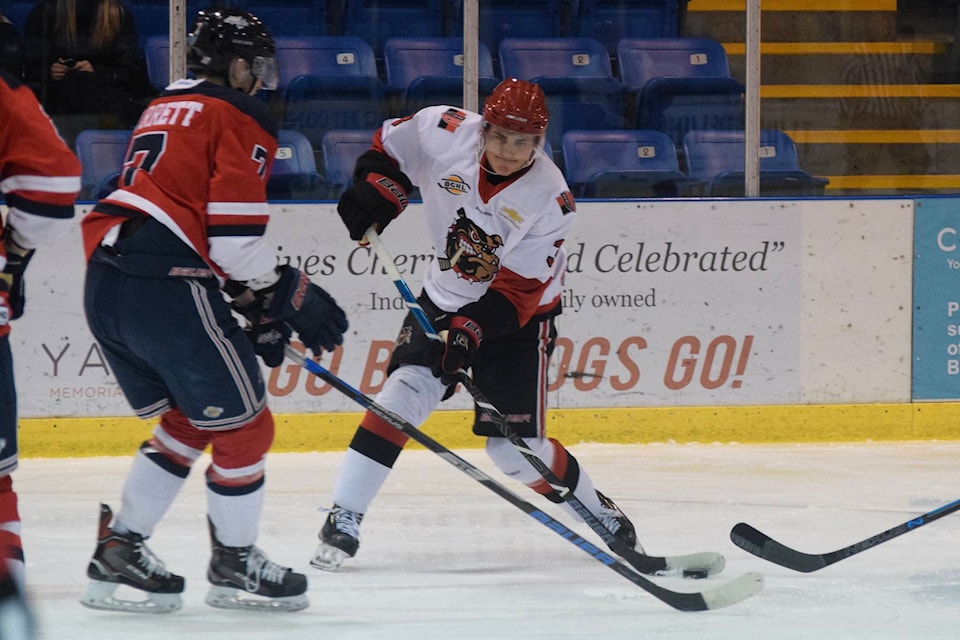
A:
[21,0,151,130]
[0,13,22,77]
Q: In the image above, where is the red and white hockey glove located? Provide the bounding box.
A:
[337,173,408,241]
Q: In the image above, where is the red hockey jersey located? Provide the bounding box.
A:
[81,78,279,283]
[0,69,81,336]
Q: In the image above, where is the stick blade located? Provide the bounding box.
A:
[700,572,764,610]
[730,522,827,573]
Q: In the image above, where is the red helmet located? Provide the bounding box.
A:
[482,78,549,135]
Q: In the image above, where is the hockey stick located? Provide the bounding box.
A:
[730,497,960,573]
[285,346,762,611]
[365,228,725,579]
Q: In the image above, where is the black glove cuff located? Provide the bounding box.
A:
[457,289,520,340]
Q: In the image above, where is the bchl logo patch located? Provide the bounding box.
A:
[438,174,471,195]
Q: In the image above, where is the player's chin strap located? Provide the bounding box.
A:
[283,344,761,611]
[362,227,723,579]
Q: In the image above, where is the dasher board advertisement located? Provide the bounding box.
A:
[8,198,912,418]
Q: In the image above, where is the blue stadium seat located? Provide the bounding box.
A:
[498,37,623,162]
[246,1,326,36]
[617,38,744,149]
[562,129,686,197]
[274,35,378,92]
[682,129,829,197]
[277,36,387,148]
[320,129,375,197]
[74,129,131,201]
[340,0,456,57]
[143,35,169,90]
[383,37,499,113]
[2,1,33,31]
[268,129,333,200]
[475,0,577,59]
[577,0,678,54]
[617,37,735,91]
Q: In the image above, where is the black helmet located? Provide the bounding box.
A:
[187,9,278,89]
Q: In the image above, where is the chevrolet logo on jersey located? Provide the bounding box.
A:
[438,174,471,195]
[500,206,523,228]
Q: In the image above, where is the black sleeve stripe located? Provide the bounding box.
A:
[207,224,268,237]
[5,194,75,219]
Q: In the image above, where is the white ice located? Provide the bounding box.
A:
[16,440,960,639]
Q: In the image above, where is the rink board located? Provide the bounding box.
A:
[6,196,956,455]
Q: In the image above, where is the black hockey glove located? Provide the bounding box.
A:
[246,321,291,368]
[0,226,36,320]
[266,265,349,355]
[229,285,291,368]
[337,172,409,241]
[431,316,482,385]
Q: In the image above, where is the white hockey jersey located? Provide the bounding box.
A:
[378,106,576,321]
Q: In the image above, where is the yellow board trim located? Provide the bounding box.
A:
[762,84,960,99]
[691,0,895,11]
[823,175,960,189]
[785,130,960,144]
[18,404,960,458]
[724,42,947,55]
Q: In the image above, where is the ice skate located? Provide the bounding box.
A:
[594,493,726,578]
[310,505,362,571]
[596,491,641,552]
[80,504,184,613]
[205,519,308,612]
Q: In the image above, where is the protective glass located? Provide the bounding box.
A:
[252,56,278,90]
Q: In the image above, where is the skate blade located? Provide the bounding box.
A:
[310,544,349,571]
[205,585,309,612]
[80,580,182,613]
[661,552,727,578]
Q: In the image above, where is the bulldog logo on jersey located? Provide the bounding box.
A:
[396,325,413,346]
[444,208,503,282]
[438,174,471,195]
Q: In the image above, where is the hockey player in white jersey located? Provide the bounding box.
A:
[313,78,639,570]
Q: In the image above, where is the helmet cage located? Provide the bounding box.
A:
[477,122,545,174]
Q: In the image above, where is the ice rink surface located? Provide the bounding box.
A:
[15,440,960,639]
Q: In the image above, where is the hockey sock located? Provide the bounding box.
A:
[0,477,22,584]
[206,477,265,548]
[331,413,405,514]
[114,441,191,536]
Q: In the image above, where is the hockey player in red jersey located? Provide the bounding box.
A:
[79,9,347,613]
[312,79,640,571]
[0,68,81,588]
